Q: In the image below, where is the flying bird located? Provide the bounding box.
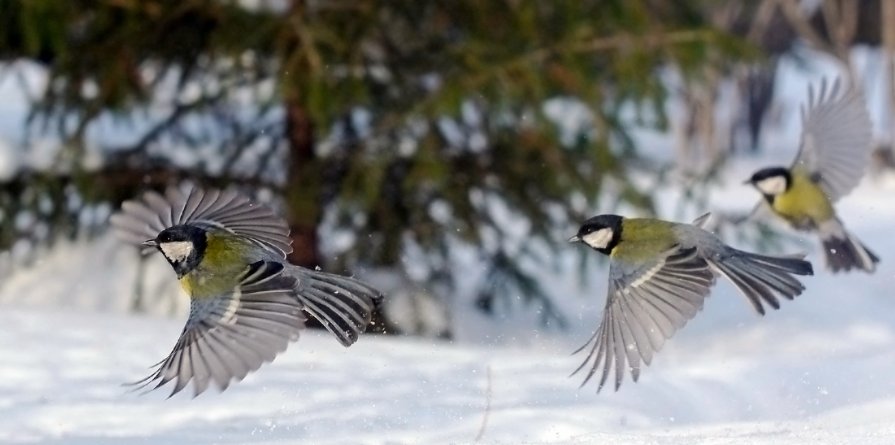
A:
[745,77,877,273]
[568,213,813,392]
[111,186,383,397]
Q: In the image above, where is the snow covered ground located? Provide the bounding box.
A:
[2,251,895,445]
[0,172,893,444]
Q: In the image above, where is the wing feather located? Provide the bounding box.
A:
[574,246,716,392]
[793,77,873,201]
[617,293,654,365]
[627,289,675,344]
[127,261,305,397]
[110,185,292,258]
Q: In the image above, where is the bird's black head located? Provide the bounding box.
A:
[568,214,623,255]
[144,225,208,278]
[746,167,792,201]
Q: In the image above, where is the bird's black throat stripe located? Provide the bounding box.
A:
[604,217,623,255]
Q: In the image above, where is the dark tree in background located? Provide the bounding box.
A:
[0,0,879,336]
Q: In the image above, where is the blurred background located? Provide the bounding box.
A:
[0,0,891,341]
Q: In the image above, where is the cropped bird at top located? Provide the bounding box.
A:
[568,213,813,392]
[745,77,878,273]
[110,186,383,397]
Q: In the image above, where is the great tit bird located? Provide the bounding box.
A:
[745,77,878,273]
[110,186,383,397]
[568,213,813,392]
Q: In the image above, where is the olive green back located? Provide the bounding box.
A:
[611,218,679,263]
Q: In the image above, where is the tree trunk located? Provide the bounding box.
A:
[281,0,322,270]
[285,98,322,269]
[279,0,390,335]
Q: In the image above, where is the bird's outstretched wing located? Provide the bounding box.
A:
[573,246,715,392]
[792,77,873,202]
[128,261,304,398]
[110,186,292,257]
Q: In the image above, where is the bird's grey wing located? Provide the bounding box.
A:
[290,265,384,347]
[128,261,305,397]
[573,246,715,392]
[110,186,292,257]
[792,77,872,201]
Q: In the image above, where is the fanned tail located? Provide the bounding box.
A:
[289,266,384,347]
[708,250,813,315]
[819,218,879,273]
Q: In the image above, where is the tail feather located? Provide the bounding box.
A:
[708,250,813,315]
[819,219,879,273]
[288,266,384,347]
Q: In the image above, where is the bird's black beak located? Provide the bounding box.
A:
[141,239,158,248]
[742,178,753,185]
[567,235,581,243]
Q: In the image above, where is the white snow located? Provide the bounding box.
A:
[2,254,895,445]
[0,173,894,444]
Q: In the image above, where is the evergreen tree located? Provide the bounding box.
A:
[0,0,757,334]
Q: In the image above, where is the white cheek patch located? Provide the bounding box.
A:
[159,241,195,262]
[755,176,787,196]
[582,228,614,249]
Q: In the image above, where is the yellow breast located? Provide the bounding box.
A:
[771,171,835,228]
